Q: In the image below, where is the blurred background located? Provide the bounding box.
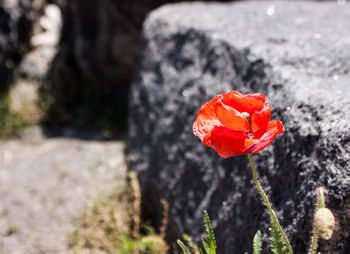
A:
[0,0,233,138]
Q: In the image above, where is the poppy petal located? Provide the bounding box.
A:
[204,126,252,158]
[221,91,265,114]
[193,96,222,141]
[266,120,284,134]
[251,102,271,133]
[243,121,284,154]
[215,98,250,132]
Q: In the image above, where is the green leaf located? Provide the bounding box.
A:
[177,239,191,254]
[201,239,210,254]
[269,215,288,254]
[253,230,262,254]
[183,234,200,254]
[203,211,216,253]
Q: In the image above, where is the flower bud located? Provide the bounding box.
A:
[314,208,335,240]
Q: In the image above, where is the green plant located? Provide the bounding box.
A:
[252,230,262,254]
[177,189,335,254]
[68,172,168,254]
[177,211,216,254]
[269,215,288,254]
[0,92,26,138]
[177,213,288,254]
[248,154,292,253]
[249,215,288,254]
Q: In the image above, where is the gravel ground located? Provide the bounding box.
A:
[0,127,127,254]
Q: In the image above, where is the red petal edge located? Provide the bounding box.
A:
[251,102,271,133]
[193,96,222,141]
[243,121,284,154]
[222,92,266,114]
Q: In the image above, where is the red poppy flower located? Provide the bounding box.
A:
[193,91,284,158]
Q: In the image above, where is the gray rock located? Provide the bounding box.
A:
[0,0,46,91]
[128,2,350,253]
[19,4,62,79]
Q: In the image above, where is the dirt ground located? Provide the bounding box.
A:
[0,126,127,254]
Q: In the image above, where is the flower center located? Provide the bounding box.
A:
[242,112,254,137]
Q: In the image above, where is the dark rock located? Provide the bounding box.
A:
[128,2,350,253]
[41,0,232,131]
[41,0,138,128]
[0,0,46,91]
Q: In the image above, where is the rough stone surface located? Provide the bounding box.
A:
[128,2,350,253]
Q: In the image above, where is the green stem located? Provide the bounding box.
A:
[247,154,293,254]
[309,228,318,254]
[318,187,325,209]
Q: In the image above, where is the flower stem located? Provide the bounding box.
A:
[318,187,325,209]
[309,187,326,254]
[247,153,293,254]
[309,229,318,254]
